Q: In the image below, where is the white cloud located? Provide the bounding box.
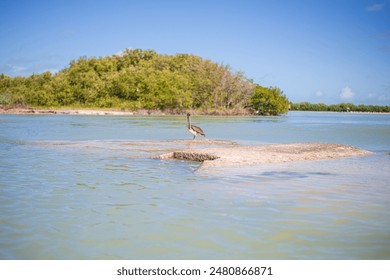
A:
[377,95,390,102]
[366,3,384,12]
[315,90,323,97]
[41,68,59,75]
[11,65,27,74]
[114,50,125,56]
[365,92,390,104]
[340,86,355,100]
[114,47,133,56]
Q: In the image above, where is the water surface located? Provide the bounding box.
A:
[1,112,389,259]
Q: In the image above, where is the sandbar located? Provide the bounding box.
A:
[156,142,372,167]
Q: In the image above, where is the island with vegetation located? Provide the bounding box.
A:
[0,49,289,116]
[290,102,390,113]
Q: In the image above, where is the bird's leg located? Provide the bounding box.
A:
[193,135,196,140]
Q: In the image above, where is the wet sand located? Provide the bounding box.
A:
[156,142,372,167]
[30,139,371,167]
[0,107,136,116]
[2,107,389,115]
[0,107,249,116]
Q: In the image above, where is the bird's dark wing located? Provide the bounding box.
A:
[191,125,205,136]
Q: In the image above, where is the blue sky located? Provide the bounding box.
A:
[1,0,389,105]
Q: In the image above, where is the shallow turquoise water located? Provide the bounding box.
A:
[0,112,389,259]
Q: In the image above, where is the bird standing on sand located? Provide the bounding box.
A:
[186,113,205,140]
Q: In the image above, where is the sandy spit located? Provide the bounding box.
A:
[0,107,136,116]
[156,142,372,167]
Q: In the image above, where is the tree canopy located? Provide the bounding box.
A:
[0,49,289,115]
[250,85,290,115]
[290,102,390,113]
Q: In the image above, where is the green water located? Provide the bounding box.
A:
[1,112,389,259]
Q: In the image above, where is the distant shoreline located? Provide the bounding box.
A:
[289,110,390,115]
[1,106,390,116]
[0,107,137,116]
[0,106,253,116]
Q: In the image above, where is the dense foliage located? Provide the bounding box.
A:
[290,102,390,113]
[250,85,290,115]
[0,49,289,115]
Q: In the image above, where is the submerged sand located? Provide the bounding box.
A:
[29,138,371,167]
[156,142,372,167]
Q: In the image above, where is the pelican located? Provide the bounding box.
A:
[186,113,205,140]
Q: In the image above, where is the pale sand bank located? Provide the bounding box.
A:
[28,139,372,167]
[0,107,136,115]
[2,107,389,116]
[156,142,372,167]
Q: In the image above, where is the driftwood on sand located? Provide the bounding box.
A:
[156,141,372,167]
